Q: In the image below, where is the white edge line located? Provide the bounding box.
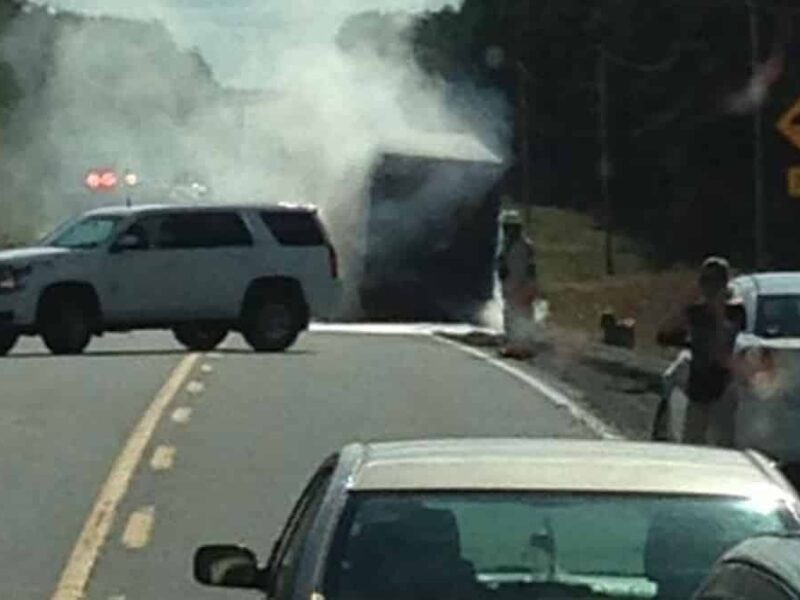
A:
[434,335,622,440]
[309,323,495,337]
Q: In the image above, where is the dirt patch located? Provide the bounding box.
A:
[527,206,695,357]
[546,270,696,357]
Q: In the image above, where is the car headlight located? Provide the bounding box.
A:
[0,265,32,293]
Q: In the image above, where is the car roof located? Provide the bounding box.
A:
[83,203,318,218]
[345,438,794,498]
[735,273,800,296]
[717,535,800,590]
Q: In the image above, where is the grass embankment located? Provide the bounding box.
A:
[528,206,694,354]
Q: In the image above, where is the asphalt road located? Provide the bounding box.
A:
[0,328,601,599]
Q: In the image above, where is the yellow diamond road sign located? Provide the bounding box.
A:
[789,167,800,198]
[778,97,800,151]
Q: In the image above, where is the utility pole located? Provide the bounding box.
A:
[517,62,533,230]
[516,0,534,230]
[748,0,767,270]
[597,48,615,276]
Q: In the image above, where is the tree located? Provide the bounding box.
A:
[412,0,800,267]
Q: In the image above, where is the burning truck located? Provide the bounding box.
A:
[356,134,505,322]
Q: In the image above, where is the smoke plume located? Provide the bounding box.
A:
[1,0,509,316]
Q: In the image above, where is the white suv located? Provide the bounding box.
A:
[0,204,340,355]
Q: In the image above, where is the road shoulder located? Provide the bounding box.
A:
[437,328,667,440]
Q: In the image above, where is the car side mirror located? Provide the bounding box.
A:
[193,544,262,590]
[111,234,145,253]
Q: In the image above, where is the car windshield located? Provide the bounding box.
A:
[324,492,794,600]
[757,295,800,338]
[45,216,123,249]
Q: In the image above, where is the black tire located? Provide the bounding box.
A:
[243,298,302,353]
[173,324,228,352]
[0,331,18,356]
[40,298,92,355]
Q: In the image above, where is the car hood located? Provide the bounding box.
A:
[0,246,72,266]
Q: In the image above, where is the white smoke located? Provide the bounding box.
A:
[34,0,463,88]
[2,0,509,315]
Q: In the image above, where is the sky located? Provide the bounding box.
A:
[39,0,460,87]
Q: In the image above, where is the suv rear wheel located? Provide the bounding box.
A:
[243,298,302,352]
[0,331,18,356]
[173,324,228,352]
[40,297,92,355]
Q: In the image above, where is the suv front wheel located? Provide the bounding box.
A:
[0,331,18,356]
[40,298,92,355]
[243,298,302,352]
[173,324,228,352]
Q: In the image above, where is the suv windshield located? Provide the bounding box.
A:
[757,295,800,338]
[46,216,123,249]
[324,492,794,600]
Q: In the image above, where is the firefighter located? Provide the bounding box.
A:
[497,210,538,358]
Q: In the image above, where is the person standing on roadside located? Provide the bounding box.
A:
[497,210,538,359]
[657,257,746,446]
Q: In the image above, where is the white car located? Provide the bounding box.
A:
[654,273,800,464]
[0,204,340,355]
[194,438,800,600]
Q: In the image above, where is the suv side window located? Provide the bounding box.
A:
[156,212,252,249]
[261,211,325,246]
[269,463,335,600]
[115,216,161,251]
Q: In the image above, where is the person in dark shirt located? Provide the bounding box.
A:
[658,257,746,446]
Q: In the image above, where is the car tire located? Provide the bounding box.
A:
[173,324,228,352]
[40,298,92,355]
[243,298,301,353]
[0,331,18,356]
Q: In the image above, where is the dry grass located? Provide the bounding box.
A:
[530,207,650,284]
[527,206,694,355]
[545,271,696,355]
